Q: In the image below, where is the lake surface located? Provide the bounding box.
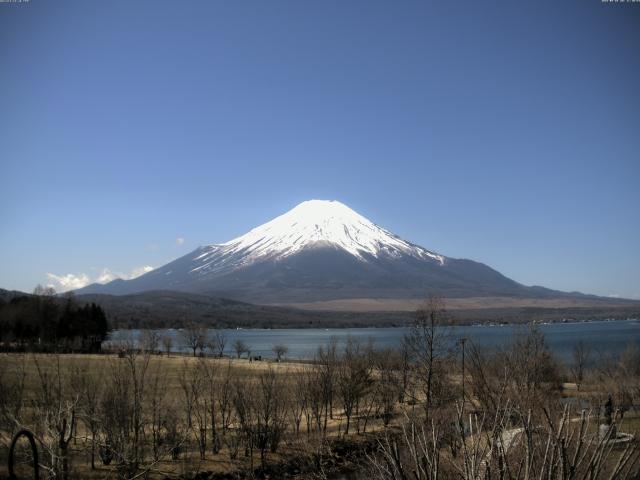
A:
[106,319,640,362]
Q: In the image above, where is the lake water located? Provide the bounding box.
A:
[106,319,640,363]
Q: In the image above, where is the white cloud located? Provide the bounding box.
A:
[46,272,91,291]
[45,265,154,292]
[129,265,154,278]
[97,268,118,283]
[176,237,185,246]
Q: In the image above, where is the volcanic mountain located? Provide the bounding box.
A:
[76,200,589,305]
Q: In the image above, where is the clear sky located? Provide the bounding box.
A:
[1,1,639,298]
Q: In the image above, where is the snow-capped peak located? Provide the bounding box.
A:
[191,200,444,274]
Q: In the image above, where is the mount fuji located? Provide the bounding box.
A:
[75,200,582,304]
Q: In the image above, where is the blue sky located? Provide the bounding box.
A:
[1,0,639,298]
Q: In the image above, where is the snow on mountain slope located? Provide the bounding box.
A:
[190,200,444,275]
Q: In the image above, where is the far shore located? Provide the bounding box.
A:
[270,295,640,312]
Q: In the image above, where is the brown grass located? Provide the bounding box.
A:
[270,296,639,312]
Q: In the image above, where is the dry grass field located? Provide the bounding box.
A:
[0,351,394,479]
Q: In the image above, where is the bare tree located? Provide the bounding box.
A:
[508,325,560,411]
[337,337,372,435]
[591,343,640,421]
[374,348,403,426]
[202,358,221,454]
[619,342,640,377]
[272,343,288,362]
[217,361,234,435]
[141,330,160,354]
[233,339,249,359]
[304,366,326,436]
[404,295,451,418]
[31,355,77,480]
[232,378,257,470]
[254,368,288,466]
[191,360,209,460]
[71,364,103,470]
[467,327,560,418]
[181,324,207,357]
[148,366,170,462]
[208,330,227,358]
[571,340,591,391]
[179,360,197,429]
[161,334,173,356]
[288,371,307,436]
[100,349,151,479]
[467,342,507,414]
[317,337,338,427]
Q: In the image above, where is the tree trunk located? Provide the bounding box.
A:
[91,430,96,470]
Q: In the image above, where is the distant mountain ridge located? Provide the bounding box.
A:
[74,200,615,305]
